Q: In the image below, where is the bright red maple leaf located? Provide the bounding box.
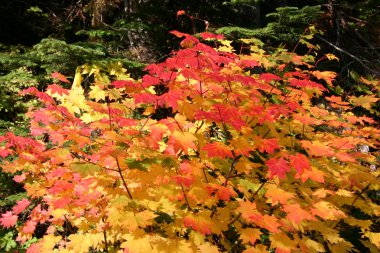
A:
[266,157,291,179]
[0,211,18,228]
[47,84,69,96]
[289,153,310,175]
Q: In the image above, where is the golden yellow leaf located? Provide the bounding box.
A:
[365,232,380,248]
[89,85,106,102]
[269,232,297,253]
[303,238,325,252]
[240,228,261,245]
[325,53,339,61]
[349,95,379,110]
[197,242,219,253]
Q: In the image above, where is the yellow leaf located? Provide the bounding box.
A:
[68,233,103,253]
[325,53,339,61]
[243,245,269,253]
[365,232,380,248]
[349,95,379,110]
[51,208,68,219]
[121,234,155,253]
[269,232,297,253]
[328,240,353,253]
[197,242,219,253]
[240,228,261,245]
[303,238,326,252]
[40,234,62,253]
[89,85,106,102]
[311,201,346,220]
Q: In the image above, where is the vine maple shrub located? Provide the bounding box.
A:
[0,31,379,252]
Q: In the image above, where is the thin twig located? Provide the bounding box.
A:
[315,35,380,76]
[115,157,133,199]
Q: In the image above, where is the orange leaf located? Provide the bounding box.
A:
[183,214,213,235]
[51,72,70,83]
[177,10,186,17]
[202,142,233,158]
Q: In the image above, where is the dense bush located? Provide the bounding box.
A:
[0,32,379,252]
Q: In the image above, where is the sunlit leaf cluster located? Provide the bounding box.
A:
[0,31,379,253]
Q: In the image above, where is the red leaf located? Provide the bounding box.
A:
[12,199,31,214]
[133,93,158,104]
[0,211,18,228]
[259,73,281,83]
[0,147,11,158]
[202,142,233,158]
[22,220,37,234]
[266,157,291,179]
[176,10,186,17]
[289,153,310,175]
[47,84,69,96]
[111,80,138,88]
[13,174,26,183]
[200,32,224,40]
[158,89,185,109]
[51,72,70,83]
[142,75,161,87]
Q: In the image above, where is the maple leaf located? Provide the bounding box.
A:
[256,138,280,154]
[310,70,336,86]
[158,89,185,109]
[202,142,233,158]
[183,214,213,235]
[0,211,18,228]
[265,185,294,205]
[265,157,291,179]
[240,228,261,245]
[22,220,37,234]
[51,72,70,83]
[301,140,335,157]
[12,198,31,214]
[0,147,11,158]
[296,167,325,183]
[167,131,197,154]
[364,232,380,248]
[206,183,237,201]
[47,84,69,96]
[311,201,347,220]
[200,32,224,40]
[282,203,315,224]
[176,10,185,17]
[349,95,379,109]
[269,232,297,253]
[142,75,161,87]
[89,85,106,101]
[289,153,310,175]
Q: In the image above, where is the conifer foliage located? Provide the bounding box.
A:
[0,32,379,252]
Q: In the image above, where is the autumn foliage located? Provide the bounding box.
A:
[0,31,379,252]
